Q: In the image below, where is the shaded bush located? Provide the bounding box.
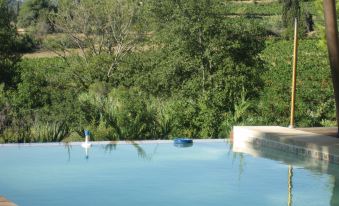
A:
[31,121,69,142]
[256,39,335,127]
[80,86,158,140]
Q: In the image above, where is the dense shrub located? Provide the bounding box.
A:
[0,0,336,142]
[0,57,85,142]
[255,39,335,127]
[79,86,158,140]
[0,0,21,89]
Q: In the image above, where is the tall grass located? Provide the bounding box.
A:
[30,121,69,142]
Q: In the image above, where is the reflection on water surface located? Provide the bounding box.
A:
[0,141,338,206]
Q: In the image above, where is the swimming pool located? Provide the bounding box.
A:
[0,140,338,206]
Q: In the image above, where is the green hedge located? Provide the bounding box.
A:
[255,38,335,127]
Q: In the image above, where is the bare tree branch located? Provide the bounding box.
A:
[48,0,143,79]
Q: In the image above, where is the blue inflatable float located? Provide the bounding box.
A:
[173,138,193,147]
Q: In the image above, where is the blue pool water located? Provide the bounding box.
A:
[0,141,338,206]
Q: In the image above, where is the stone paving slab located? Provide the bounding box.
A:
[0,196,17,206]
[297,127,337,137]
[233,126,339,164]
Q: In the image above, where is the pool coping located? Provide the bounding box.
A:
[233,126,339,165]
[0,139,227,147]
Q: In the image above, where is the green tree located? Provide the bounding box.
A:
[48,0,145,87]
[17,0,57,33]
[0,84,9,136]
[0,0,21,88]
[145,0,266,137]
[281,0,307,37]
[79,86,158,140]
[282,0,301,28]
[257,39,335,127]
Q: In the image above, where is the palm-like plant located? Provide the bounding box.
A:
[31,121,69,142]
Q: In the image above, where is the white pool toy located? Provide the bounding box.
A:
[81,135,92,148]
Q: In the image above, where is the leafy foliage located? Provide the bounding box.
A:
[30,121,69,142]
[0,0,336,142]
[224,1,315,16]
[257,39,334,127]
[0,0,21,88]
[143,0,267,137]
[49,0,146,79]
[17,0,57,33]
[281,0,311,38]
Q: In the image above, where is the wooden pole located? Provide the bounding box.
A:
[289,18,298,128]
[323,0,339,137]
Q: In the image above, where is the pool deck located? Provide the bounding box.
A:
[0,196,16,206]
[233,126,339,164]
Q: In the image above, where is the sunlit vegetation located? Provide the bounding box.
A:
[0,0,335,143]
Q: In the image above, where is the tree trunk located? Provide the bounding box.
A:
[323,0,339,137]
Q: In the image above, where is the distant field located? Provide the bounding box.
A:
[23,50,61,58]
[23,48,85,59]
[225,1,317,16]
[22,0,320,58]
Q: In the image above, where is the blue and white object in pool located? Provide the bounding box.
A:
[173,138,193,147]
[82,130,92,149]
